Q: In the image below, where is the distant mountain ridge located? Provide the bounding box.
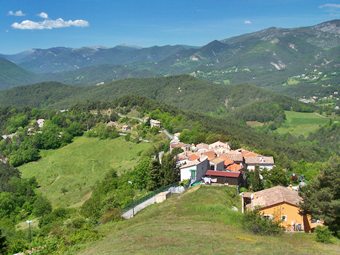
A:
[2,45,196,74]
[0,20,339,96]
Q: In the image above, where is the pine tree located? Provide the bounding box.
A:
[300,156,340,236]
[161,154,179,186]
[249,166,264,191]
[147,159,162,191]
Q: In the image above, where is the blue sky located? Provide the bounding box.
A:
[1,0,339,54]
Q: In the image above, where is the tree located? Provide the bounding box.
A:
[32,195,52,217]
[262,167,289,188]
[0,192,16,218]
[300,156,340,236]
[148,159,162,191]
[131,157,151,190]
[38,121,61,149]
[248,166,264,191]
[0,229,7,254]
[160,153,179,186]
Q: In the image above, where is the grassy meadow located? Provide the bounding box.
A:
[19,136,152,208]
[76,186,340,255]
[277,111,330,136]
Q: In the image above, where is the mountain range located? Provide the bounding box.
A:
[0,20,339,98]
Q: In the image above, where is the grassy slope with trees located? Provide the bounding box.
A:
[78,186,340,255]
[277,111,332,136]
[19,137,152,208]
[0,78,338,253]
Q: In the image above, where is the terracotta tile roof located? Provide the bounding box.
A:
[170,142,186,148]
[226,163,243,172]
[210,156,225,164]
[179,160,201,169]
[196,143,209,150]
[249,186,302,209]
[203,151,216,161]
[225,151,243,162]
[219,155,234,166]
[245,156,274,165]
[209,141,230,149]
[205,170,240,178]
[238,149,260,158]
[188,154,200,161]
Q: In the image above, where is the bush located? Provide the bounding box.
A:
[315,226,332,243]
[65,217,87,229]
[243,210,283,236]
[179,179,190,187]
[32,196,52,217]
[100,208,122,224]
[0,229,7,254]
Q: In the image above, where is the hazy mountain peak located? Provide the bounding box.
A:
[314,19,340,34]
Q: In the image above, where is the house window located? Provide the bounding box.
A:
[263,214,273,220]
[281,215,287,222]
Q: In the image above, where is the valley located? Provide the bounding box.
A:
[0,10,339,255]
[0,20,339,112]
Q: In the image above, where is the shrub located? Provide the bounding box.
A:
[100,208,122,224]
[315,226,332,243]
[239,187,248,193]
[180,179,190,187]
[32,196,52,217]
[0,229,7,254]
[243,210,283,236]
[65,217,87,229]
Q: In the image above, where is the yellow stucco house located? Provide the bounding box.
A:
[241,186,320,232]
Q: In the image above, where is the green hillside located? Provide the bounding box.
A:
[77,186,339,255]
[277,111,330,136]
[19,137,152,208]
[0,76,312,116]
[0,58,36,89]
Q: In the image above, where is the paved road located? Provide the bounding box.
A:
[162,129,174,140]
[118,113,144,123]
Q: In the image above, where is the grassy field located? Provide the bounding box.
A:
[76,186,340,255]
[277,111,330,136]
[19,136,152,208]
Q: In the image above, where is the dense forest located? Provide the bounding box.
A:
[0,76,317,130]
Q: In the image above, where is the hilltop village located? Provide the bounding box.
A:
[170,136,274,185]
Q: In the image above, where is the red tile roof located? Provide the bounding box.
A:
[188,154,200,161]
[238,149,260,158]
[203,151,216,161]
[219,155,234,166]
[226,163,243,172]
[205,170,240,178]
[170,142,185,148]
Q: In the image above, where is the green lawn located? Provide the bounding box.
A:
[76,186,340,255]
[277,111,330,136]
[19,136,152,208]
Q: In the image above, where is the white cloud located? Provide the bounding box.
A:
[244,20,252,25]
[8,10,25,17]
[38,12,49,19]
[11,18,89,30]
[319,3,340,8]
